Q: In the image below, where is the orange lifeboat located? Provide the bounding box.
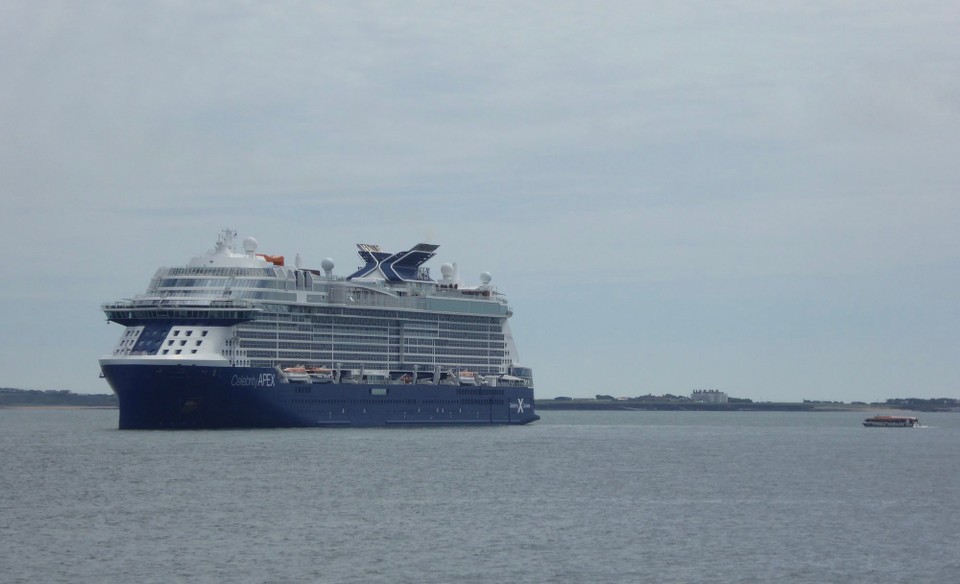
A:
[257,254,285,266]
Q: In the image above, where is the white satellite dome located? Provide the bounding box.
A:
[321,258,335,274]
[440,263,455,279]
[242,236,258,254]
[480,272,492,285]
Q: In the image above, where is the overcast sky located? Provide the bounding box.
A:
[2,1,958,402]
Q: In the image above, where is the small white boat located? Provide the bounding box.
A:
[862,415,920,427]
[306,367,335,383]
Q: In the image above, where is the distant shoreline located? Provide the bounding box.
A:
[1,405,118,410]
[535,399,958,413]
[0,388,118,409]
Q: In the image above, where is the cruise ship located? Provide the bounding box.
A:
[99,229,539,429]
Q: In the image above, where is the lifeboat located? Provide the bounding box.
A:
[280,365,310,383]
[306,367,335,383]
[257,253,285,266]
[458,370,479,385]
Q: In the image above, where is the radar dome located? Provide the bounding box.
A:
[321,258,335,273]
[242,237,258,253]
[480,272,492,285]
[440,263,455,278]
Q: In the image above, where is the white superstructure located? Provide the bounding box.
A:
[102,229,530,385]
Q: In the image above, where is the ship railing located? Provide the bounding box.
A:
[103,297,263,324]
[103,297,257,310]
[333,293,425,310]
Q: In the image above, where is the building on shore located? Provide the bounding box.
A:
[691,389,728,404]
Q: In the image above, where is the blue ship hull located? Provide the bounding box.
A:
[101,364,539,429]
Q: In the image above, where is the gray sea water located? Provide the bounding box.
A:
[1,409,957,584]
